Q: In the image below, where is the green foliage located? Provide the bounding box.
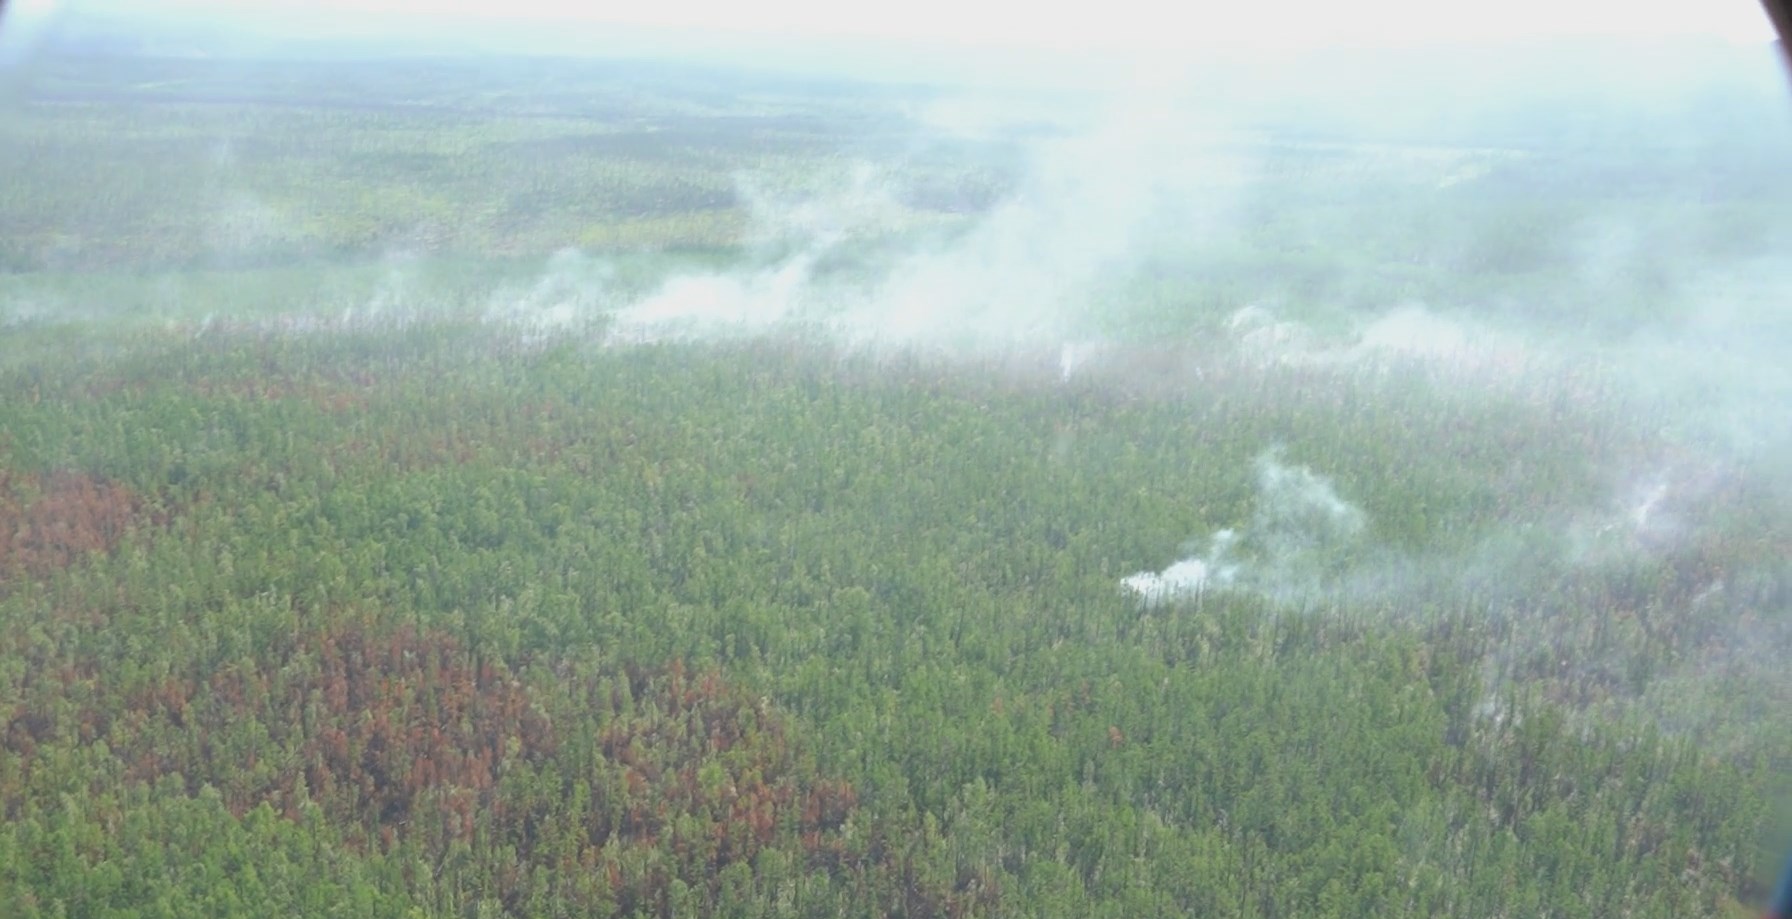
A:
[0,325,1781,917]
[1,36,1788,919]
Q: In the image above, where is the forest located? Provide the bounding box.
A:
[2,9,1791,918]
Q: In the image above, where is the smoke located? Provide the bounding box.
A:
[606,256,814,346]
[0,0,62,73]
[1056,339,1108,381]
[1124,449,1367,607]
[841,95,1235,346]
[1121,529,1243,605]
[597,164,900,346]
[908,92,1083,143]
[1567,473,1681,565]
[735,163,911,249]
[598,83,1251,352]
[1613,258,1792,463]
[1227,303,1543,389]
[485,248,616,341]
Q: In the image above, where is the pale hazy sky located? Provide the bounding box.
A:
[416,0,1777,48]
[30,0,1779,50]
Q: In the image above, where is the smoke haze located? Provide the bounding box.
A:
[7,3,1790,756]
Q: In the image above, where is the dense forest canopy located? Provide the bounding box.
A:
[2,9,1791,918]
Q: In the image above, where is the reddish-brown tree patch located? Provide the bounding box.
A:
[0,618,906,917]
[0,469,142,586]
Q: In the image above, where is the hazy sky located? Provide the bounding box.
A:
[29,0,1779,51]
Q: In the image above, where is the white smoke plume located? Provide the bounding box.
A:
[606,255,816,346]
[485,248,616,341]
[1124,449,1367,607]
[1121,529,1242,605]
[599,164,901,346]
[599,85,1251,351]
